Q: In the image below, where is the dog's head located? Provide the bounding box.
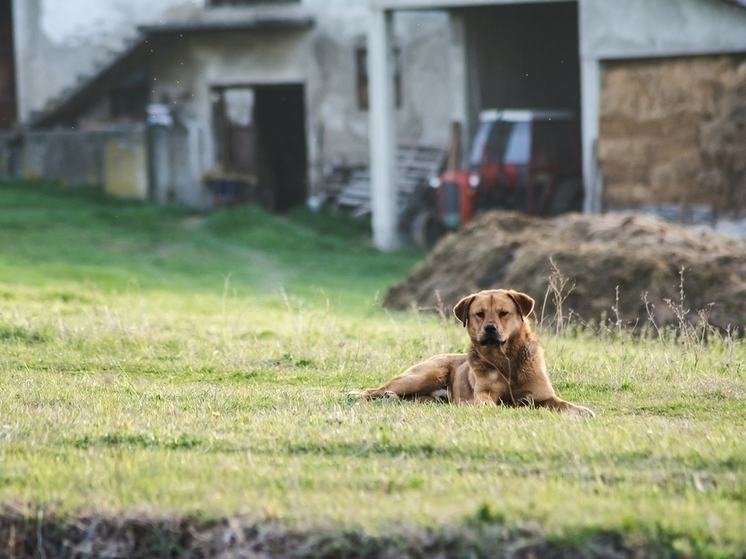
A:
[453,289,535,347]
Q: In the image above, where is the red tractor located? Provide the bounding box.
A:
[402,109,584,249]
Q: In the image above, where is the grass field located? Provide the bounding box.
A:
[0,180,744,558]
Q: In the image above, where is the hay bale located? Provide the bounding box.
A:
[598,55,746,212]
[384,212,746,331]
[698,61,746,215]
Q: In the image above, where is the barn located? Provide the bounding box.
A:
[368,0,746,248]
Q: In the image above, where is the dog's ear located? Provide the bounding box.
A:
[453,294,475,327]
[507,290,535,321]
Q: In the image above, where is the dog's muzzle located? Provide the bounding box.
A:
[478,323,505,346]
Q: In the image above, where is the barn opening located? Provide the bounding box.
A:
[462,1,581,150]
[212,83,308,212]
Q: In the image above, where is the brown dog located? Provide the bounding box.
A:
[358,289,594,416]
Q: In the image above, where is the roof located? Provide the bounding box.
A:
[29,5,315,129]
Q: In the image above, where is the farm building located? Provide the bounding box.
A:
[368,0,746,248]
[1,0,746,249]
[1,0,453,210]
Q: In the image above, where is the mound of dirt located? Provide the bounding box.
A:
[384,212,746,332]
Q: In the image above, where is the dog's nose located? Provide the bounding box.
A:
[478,323,503,346]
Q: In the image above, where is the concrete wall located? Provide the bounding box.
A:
[19,125,148,199]
[306,0,451,159]
[149,121,212,209]
[391,10,452,147]
[12,0,203,121]
[579,0,746,60]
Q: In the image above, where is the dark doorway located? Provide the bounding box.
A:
[212,83,308,212]
[0,0,17,129]
[464,2,581,125]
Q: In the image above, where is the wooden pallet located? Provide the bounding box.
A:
[334,144,445,217]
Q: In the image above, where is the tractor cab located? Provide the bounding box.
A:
[404,109,583,249]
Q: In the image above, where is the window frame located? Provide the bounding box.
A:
[355,45,402,111]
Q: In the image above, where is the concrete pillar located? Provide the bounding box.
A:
[448,10,469,163]
[368,7,399,251]
[148,125,172,204]
[11,0,37,123]
[580,56,602,213]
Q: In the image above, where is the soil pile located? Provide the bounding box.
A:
[384,211,746,331]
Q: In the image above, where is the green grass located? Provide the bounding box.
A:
[0,180,744,557]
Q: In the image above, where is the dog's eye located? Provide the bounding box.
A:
[499,311,509,318]
[475,311,485,319]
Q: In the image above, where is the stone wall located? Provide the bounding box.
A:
[18,125,149,200]
[598,54,746,217]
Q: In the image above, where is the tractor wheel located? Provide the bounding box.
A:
[548,178,583,216]
[411,209,445,250]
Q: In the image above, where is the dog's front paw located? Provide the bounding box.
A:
[566,404,595,418]
[429,388,449,403]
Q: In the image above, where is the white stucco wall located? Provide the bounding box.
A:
[306,0,370,164]
[579,0,746,60]
[304,0,452,162]
[394,10,452,147]
[12,0,204,121]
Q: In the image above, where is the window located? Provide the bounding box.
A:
[355,46,402,111]
[503,122,531,165]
